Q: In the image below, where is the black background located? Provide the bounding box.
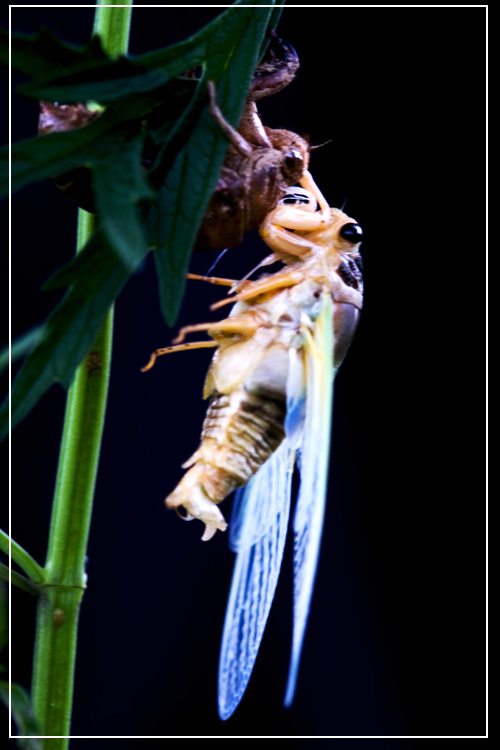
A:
[3,3,486,742]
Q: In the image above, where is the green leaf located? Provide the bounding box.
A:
[83,126,155,272]
[0,579,6,654]
[10,1,268,105]
[0,679,43,750]
[3,108,121,198]
[106,76,197,122]
[150,2,275,326]
[0,327,45,376]
[4,117,154,271]
[6,26,168,104]
[2,77,198,203]
[19,54,172,105]
[1,25,109,75]
[0,228,148,439]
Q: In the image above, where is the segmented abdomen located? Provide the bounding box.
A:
[165,388,286,540]
[201,389,286,482]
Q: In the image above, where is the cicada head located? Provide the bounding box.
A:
[324,208,363,259]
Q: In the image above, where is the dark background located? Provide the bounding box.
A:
[3,3,486,742]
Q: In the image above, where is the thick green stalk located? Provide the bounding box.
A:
[31,213,114,745]
[30,4,133,745]
[93,0,133,59]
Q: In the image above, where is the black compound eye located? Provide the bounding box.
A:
[340,223,363,243]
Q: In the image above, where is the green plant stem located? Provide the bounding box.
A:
[30,5,133,745]
[31,213,114,745]
[0,528,45,584]
[93,0,133,60]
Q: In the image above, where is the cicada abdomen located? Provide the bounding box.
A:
[167,342,289,540]
[142,171,363,717]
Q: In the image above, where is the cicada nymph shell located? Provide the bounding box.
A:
[143,172,364,541]
[194,34,311,251]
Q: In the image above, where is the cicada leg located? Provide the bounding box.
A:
[187,273,252,295]
[141,315,261,371]
[299,170,331,221]
[210,269,305,311]
[187,273,238,287]
[141,342,218,372]
[207,81,255,157]
[259,218,321,259]
[172,316,259,345]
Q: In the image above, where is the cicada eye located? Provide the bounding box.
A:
[339,223,363,243]
[281,148,304,181]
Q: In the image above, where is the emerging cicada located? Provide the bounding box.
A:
[142,171,363,719]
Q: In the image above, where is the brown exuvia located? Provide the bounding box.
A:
[194,34,310,251]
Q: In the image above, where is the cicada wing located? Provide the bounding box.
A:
[284,293,335,707]
[227,486,248,551]
[229,442,291,553]
[218,440,295,720]
[229,347,306,553]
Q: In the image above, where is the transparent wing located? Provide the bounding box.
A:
[218,440,295,720]
[229,348,306,553]
[227,486,249,551]
[284,293,335,706]
[228,442,291,553]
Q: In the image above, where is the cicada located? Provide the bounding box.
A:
[142,171,363,718]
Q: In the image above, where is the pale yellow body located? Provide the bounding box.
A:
[150,172,363,540]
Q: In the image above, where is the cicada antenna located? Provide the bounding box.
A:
[206,248,229,276]
[309,139,333,151]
